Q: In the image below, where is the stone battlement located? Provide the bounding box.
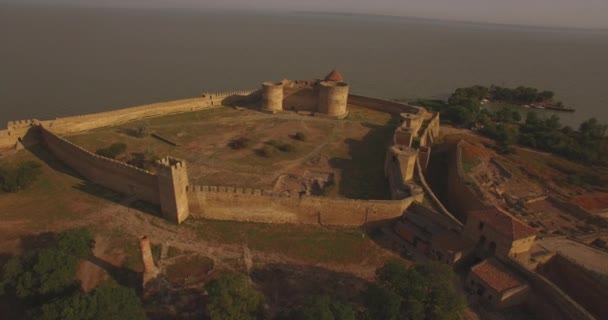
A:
[202,89,258,98]
[187,185,289,198]
[7,119,39,130]
[157,156,186,169]
[41,126,155,176]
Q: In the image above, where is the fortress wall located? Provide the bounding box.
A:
[348,94,423,115]
[445,140,487,223]
[4,90,259,141]
[187,186,415,226]
[415,156,464,228]
[537,254,608,319]
[0,129,16,150]
[43,98,212,135]
[40,126,160,204]
[187,186,310,224]
[282,87,318,112]
[421,112,440,146]
[504,259,596,320]
[300,195,415,225]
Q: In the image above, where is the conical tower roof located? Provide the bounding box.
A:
[324,69,344,82]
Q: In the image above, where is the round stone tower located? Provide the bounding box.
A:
[318,80,349,117]
[261,81,283,112]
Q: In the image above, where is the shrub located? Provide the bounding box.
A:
[277,143,296,153]
[228,137,250,150]
[258,145,278,158]
[0,160,42,192]
[289,295,355,320]
[265,140,296,153]
[205,274,264,320]
[294,132,307,141]
[132,122,149,138]
[265,139,281,148]
[96,142,127,159]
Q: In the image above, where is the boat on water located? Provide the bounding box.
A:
[543,105,576,112]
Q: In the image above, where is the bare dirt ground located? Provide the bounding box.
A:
[439,126,608,238]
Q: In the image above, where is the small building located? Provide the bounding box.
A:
[464,206,537,261]
[395,204,466,257]
[430,231,474,266]
[466,258,529,308]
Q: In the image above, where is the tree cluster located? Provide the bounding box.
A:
[416,86,608,165]
[0,228,146,320]
[363,260,465,320]
[0,160,42,193]
[205,274,265,320]
[490,85,554,104]
[95,142,127,159]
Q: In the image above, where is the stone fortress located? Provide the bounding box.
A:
[0,70,441,227]
[261,70,349,118]
[1,70,602,320]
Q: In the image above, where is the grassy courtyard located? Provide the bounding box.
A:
[66,104,397,199]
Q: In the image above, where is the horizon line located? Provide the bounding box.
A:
[2,2,608,32]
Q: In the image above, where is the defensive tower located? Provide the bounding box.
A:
[261,81,284,112]
[157,157,190,223]
[318,80,349,117]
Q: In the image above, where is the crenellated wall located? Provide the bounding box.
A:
[0,91,258,150]
[186,185,421,226]
[5,87,440,227]
[347,94,423,115]
[40,126,161,204]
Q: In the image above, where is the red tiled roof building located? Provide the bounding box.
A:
[464,206,537,261]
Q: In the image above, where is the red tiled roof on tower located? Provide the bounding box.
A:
[471,258,525,293]
[324,69,344,82]
[469,206,537,240]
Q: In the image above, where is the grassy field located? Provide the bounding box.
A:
[0,146,109,230]
[66,105,397,199]
[185,219,387,265]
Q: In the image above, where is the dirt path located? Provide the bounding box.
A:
[77,236,111,292]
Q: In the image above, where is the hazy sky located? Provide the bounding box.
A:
[3,0,608,29]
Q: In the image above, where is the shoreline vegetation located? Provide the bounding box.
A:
[409,85,607,166]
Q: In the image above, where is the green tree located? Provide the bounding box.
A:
[0,228,93,298]
[36,285,145,320]
[205,274,265,320]
[544,115,561,131]
[0,160,42,193]
[445,106,474,127]
[95,142,127,159]
[293,295,355,320]
[363,284,402,320]
[525,111,541,127]
[369,260,465,320]
[580,118,607,139]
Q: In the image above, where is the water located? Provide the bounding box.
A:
[1,4,607,127]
